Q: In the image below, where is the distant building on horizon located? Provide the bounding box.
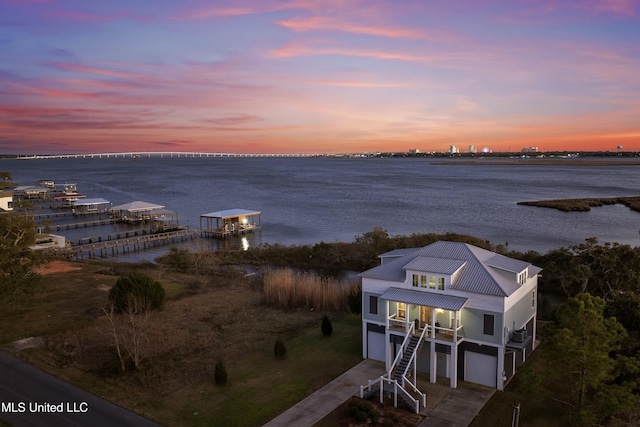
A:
[408,148,421,154]
[522,146,538,153]
[468,145,476,153]
[449,145,459,154]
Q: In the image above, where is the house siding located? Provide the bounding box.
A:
[461,308,504,345]
[504,287,536,339]
[362,291,385,323]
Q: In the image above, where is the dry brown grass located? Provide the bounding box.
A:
[262,268,358,312]
[3,261,363,426]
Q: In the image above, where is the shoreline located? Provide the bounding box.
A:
[518,196,640,212]
[437,160,640,166]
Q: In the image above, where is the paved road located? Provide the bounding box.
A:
[0,351,162,427]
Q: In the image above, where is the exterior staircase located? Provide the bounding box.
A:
[393,335,421,384]
[360,325,428,414]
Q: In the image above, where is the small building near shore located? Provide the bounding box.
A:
[200,208,261,238]
[72,198,111,215]
[109,201,179,231]
[0,190,14,212]
[14,185,50,200]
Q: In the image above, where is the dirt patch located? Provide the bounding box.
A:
[36,260,82,275]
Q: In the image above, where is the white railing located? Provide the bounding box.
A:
[387,322,415,376]
[396,325,428,407]
[359,377,420,414]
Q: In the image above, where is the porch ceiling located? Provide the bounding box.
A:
[380,287,468,311]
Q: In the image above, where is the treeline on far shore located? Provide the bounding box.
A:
[158,228,640,310]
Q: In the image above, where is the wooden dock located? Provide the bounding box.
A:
[71,229,198,259]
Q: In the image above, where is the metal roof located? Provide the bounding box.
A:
[359,256,409,282]
[361,241,543,297]
[72,198,110,206]
[200,208,260,218]
[380,287,468,311]
[485,254,530,273]
[110,201,165,212]
[403,256,466,275]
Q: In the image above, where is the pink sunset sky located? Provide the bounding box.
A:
[1,0,639,154]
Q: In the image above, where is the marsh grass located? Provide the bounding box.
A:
[262,268,359,312]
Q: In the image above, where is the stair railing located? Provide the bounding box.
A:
[386,322,415,379]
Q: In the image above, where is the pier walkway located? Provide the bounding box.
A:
[71,229,197,259]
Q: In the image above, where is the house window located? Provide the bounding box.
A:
[420,275,428,288]
[429,276,436,289]
[483,314,495,336]
[437,277,445,290]
[369,296,378,315]
[532,290,536,309]
[398,302,406,319]
[412,274,419,287]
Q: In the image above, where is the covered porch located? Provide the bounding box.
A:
[382,287,467,343]
[382,287,468,389]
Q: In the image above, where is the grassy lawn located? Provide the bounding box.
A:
[1,260,363,427]
[470,348,567,427]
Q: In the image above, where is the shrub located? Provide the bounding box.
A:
[354,410,368,423]
[274,339,286,360]
[214,360,228,385]
[108,272,165,313]
[321,315,333,337]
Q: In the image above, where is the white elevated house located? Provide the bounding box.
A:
[360,241,541,411]
[0,190,13,212]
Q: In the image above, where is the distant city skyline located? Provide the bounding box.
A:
[1,0,639,154]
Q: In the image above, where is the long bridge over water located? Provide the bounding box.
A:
[17,152,326,160]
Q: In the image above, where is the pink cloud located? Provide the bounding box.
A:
[47,62,143,80]
[272,43,437,62]
[275,16,449,40]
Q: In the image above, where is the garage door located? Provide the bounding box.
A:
[465,351,497,387]
[367,331,386,362]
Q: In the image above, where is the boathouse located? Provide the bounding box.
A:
[72,198,111,215]
[200,209,261,237]
[109,201,179,231]
[13,185,50,200]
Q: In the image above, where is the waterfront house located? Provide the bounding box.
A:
[360,241,541,409]
[0,190,13,212]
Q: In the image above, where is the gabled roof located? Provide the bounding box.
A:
[403,256,466,275]
[361,241,542,297]
[110,201,164,212]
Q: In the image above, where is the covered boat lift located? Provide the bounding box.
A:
[72,198,111,215]
[200,208,261,238]
[109,201,180,232]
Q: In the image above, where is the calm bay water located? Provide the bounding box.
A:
[4,156,640,258]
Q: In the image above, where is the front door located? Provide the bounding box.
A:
[420,306,432,325]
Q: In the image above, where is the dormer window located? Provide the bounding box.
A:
[517,271,527,285]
